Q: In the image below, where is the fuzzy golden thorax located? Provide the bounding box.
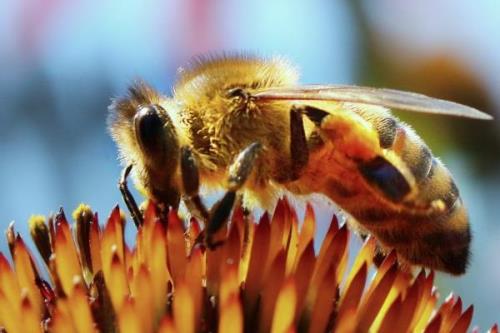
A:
[172,56,302,175]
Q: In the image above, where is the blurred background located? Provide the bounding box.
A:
[0,0,499,328]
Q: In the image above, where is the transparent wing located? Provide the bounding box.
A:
[253,84,492,120]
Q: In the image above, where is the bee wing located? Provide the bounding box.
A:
[253,84,492,120]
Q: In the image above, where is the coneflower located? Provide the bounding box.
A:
[0,199,497,333]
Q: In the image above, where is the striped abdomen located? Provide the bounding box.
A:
[354,105,470,274]
[313,104,471,275]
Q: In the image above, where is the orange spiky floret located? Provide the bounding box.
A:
[0,198,496,333]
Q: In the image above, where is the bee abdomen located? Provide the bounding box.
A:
[351,108,471,274]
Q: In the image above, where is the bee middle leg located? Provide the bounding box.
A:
[289,106,309,180]
[274,106,310,183]
[182,143,261,250]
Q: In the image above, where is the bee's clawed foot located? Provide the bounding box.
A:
[188,191,239,255]
[190,231,225,256]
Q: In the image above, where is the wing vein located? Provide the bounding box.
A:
[253,85,492,120]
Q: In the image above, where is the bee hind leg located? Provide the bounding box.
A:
[303,105,382,161]
[119,164,144,228]
[303,105,420,205]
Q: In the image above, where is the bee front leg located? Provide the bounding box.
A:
[119,164,144,228]
[180,146,221,251]
[180,146,210,221]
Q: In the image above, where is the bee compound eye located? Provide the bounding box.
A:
[134,104,165,155]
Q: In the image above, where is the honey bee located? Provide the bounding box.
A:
[108,55,491,275]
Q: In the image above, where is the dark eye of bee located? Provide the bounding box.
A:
[134,105,165,155]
